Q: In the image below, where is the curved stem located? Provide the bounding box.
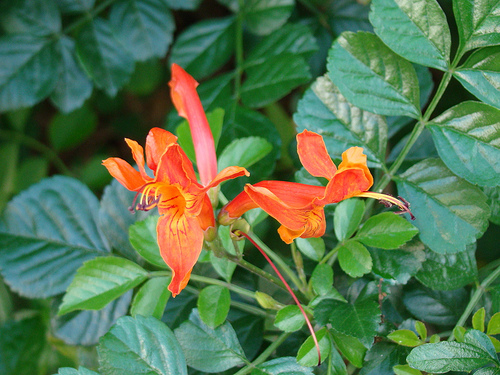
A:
[320,243,341,265]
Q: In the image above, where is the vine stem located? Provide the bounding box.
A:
[448,264,500,341]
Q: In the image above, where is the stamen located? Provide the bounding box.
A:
[128,182,162,213]
[357,192,415,220]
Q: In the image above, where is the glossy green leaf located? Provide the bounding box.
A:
[58,256,148,315]
[475,368,500,375]
[338,240,372,278]
[274,305,305,332]
[356,212,418,249]
[174,309,246,372]
[453,0,500,52]
[218,137,273,171]
[0,34,60,111]
[252,357,313,375]
[56,0,95,13]
[50,36,93,113]
[387,329,422,347]
[487,312,500,335]
[294,75,388,168]
[329,342,348,375]
[109,0,175,61]
[370,0,451,70]
[233,315,263,361]
[76,18,134,96]
[330,330,367,368]
[361,342,410,375]
[198,285,231,328]
[241,53,311,108]
[463,329,499,362]
[0,176,109,298]
[393,364,423,375]
[197,73,233,112]
[297,327,331,366]
[473,308,486,332]
[130,276,170,319]
[395,158,490,254]
[128,215,166,268]
[483,186,500,225]
[454,47,500,109]
[170,17,235,80]
[243,0,294,35]
[328,31,420,118]
[98,315,187,375]
[49,105,97,151]
[0,0,60,35]
[311,264,334,296]
[295,237,325,262]
[55,367,100,375]
[416,244,477,290]
[334,198,365,241]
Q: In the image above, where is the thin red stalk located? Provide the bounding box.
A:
[236,230,321,365]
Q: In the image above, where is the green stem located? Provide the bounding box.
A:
[233,257,289,292]
[62,0,119,34]
[448,264,500,341]
[233,332,292,375]
[291,241,309,295]
[0,130,73,176]
[320,243,341,265]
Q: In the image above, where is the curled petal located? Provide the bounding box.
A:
[155,143,198,186]
[321,168,372,203]
[145,127,178,172]
[102,157,145,191]
[337,147,373,187]
[205,166,250,190]
[197,194,216,233]
[297,130,337,179]
[125,138,149,180]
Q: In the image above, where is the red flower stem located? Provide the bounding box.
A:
[236,230,321,365]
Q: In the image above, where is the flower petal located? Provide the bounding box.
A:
[145,127,178,172]
[169,63,217,186]
[124,138,149,180]
[197,194,216,232]
[297,130,337,179]
[102,157,145,191]
[204,166,249,190]
[157,207,204,297]
[155,143,198,186]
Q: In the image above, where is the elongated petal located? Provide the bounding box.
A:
[169,64,217,186]
[145,127,178,172]
[102,157,145,191]
[197,194,216,232]
[125,138,149,180]
[297,130,336,179]
[157,207,204,297]
[155,143,198,186]
[205,166,249,190]
[322,168,372,203]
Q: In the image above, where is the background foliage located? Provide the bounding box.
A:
[0,0,499,374]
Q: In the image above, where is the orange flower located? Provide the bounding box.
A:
[219,130,413,244]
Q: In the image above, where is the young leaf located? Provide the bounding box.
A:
[311,264,334,296]
[473,308,486,332]
[130,276,170,319]
[295,237,325,262]
[334,198,365,241]
[243,0,294,36]
[169,17,236,80]
[76,18,134,97]
[0,176,109,298]
[330,330,367,368]
[328,31,420,118]
[217,137,273,171]
[415,321,427,341]
[395,158,490,254]
[49,105,97,151]
[427,101,500,186]
[393,364,423,375]
[387,329,422,347]
[198,285,231,328]
[454,47,500,109]
[128,216,166,268]
[58,256,148,315]
[297,327,331,366]
[274,305,305,332]
[294,75,388,168]
[98,315,187,375]
[174,309,246,372]
[338,240,372,278]
[109,0,175,61]
[254,357,314,375]
[370,0,451,70]
[356,212,418,249]
[487,312,500,335]
[454,326,467,342]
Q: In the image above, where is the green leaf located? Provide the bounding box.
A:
[98,315,187,375]
[233,315,263,361]
[311,264,334,296]
[0,0,60,35]
[454,47,500,109]
[297,327,331,366]
[49,105,97,151]
[243,0,294,36]
[0,142,18,211]
[356,212,418,249]
[109,0,175,61]
[218,136,273,171]
[387,329,422,347]
[253,357,313,375]
[338,240,372,278]
[197,73,233,111]
[128,215,166,268]
[475,368,500,375]
[454,326,467,342]
[76,18,134,96]
[330,330,367,368]
[56,0,95,13]
[393,364,423,375]
[241,53,311,108]
[328,31,420,118]
[274,305,305,332]
[295,237,325,262]
[463,329,499,363]
[395,158,490,254]
[453,0,500,52]
[0,176,109,298]
[210,226,239,282]
[415,321,427,341]
[174,309,246,372]
[427,101,500,186]
[370,0,451,70]
[360,342,410,375]
[416,244,478,290]
[334,198,365,241]
[55,367,100,375]
[294,75,388,168]
[58,256,148,315]
[407,341,498,373]
[329,342,348,375]
[126,58,163,96]
[50,36,93,113]
[487,312,500,335]
[170,17,235,80]
[130,276,170,319]
[483,186,500,225]
[0,34,60,111]
[198,285,231,328]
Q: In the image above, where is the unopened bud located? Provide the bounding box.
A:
[203,226,217,242]
[230,219,250,240]
[255,291,284,310]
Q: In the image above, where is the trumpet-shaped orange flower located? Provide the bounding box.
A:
[219,130,413,244]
